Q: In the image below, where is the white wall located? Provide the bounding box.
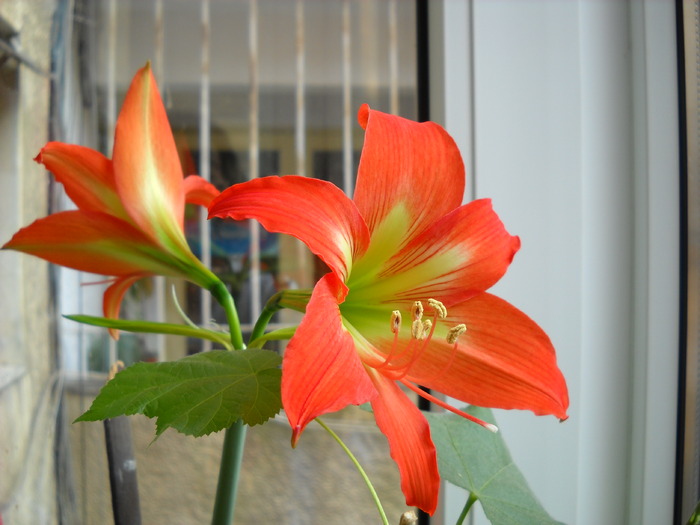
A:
[432,1,680,524]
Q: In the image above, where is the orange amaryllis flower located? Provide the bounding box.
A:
[208,105,569,514]
[3,64,220,335]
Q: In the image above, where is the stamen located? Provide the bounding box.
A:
[427,298,447,319]
[376,301,465,383]
[400,379,499,433]
[446,323,467,344]
[390,310,402,334]
[388,313,438,381]
[411,319,424,339]
[377,311,403,369]
[420,319,432,340]
[411,301,424,321]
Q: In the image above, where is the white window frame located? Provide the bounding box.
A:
[431,1,680,524]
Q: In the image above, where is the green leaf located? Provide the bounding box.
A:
[687,498,700,525]
[425,407,564,525]
[75,349,282,436]
[65,314,233,349]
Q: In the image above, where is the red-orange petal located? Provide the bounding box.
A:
[350,199,521,307]
[353,105,465,242]
[103,274,148,339]
[209,176,370,284]
[35,142,128,220]
[183,175,220,207]
[368,368,440,514]
[112,63,185,241]
[281,273,377,444]
[2,210,171,278]
[407,292,569,420]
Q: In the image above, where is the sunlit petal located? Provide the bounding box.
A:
[103,274,149,340]
[407,293,569,420]
[353,104,465,244]
[348,199,520,307]
[209,176,370,284]
[35,142,128,219]
[112,63,185,244]
[281,273,377,445]
[368,368,439,515]
[183,175,220,207]
[2,210,177,278]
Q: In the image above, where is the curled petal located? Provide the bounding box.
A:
[281,273,377,445]
[103,274,148,340]
[407,293,569,420]
[112,63,185,243]
[183,175,220,207]
[368,368,440,515]
[35,143,128,219]
[209,176,370,284]
[353,105,465,243]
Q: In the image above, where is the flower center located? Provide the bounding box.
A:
[373,298,465,382]
[372,299,498,434]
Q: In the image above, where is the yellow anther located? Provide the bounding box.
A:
[421,319,433,340]
[411,319,424,339]
[427,299,447,319]
[390,310,402,334]
[411,301,424,321]
[446,323,467,344]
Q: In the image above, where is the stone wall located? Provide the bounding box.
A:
[0,1,57,523]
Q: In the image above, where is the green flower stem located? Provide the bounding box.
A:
[209,280,245,351]
[250,296,283,344]
[209,281,247,525]
[315,418,389,525]
[247,326,297,349]
[456,493,478,525]
[211,420,247,525]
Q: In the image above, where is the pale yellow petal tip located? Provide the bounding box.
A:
[485,422,499,433]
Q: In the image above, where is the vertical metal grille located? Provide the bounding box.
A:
[342,0,353,196]
[67,0,417,367]
[198,0,212,351]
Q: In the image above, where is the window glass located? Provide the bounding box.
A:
[60,1,419,522]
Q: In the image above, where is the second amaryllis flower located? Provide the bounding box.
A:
[3,64,221,335]
[209,104,569,514]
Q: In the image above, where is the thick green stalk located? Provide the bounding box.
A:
[209,280,247,525]
[211,420,247,525]
[455,493,478,525]
[209,287,304,524]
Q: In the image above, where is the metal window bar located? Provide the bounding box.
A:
[199,0,212,352]
[388,0,399,115]
[105,0,118,368]
[296,0,305,178]
[342,0,353,197]
[153,0,167,360]
[248,0,262,330]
